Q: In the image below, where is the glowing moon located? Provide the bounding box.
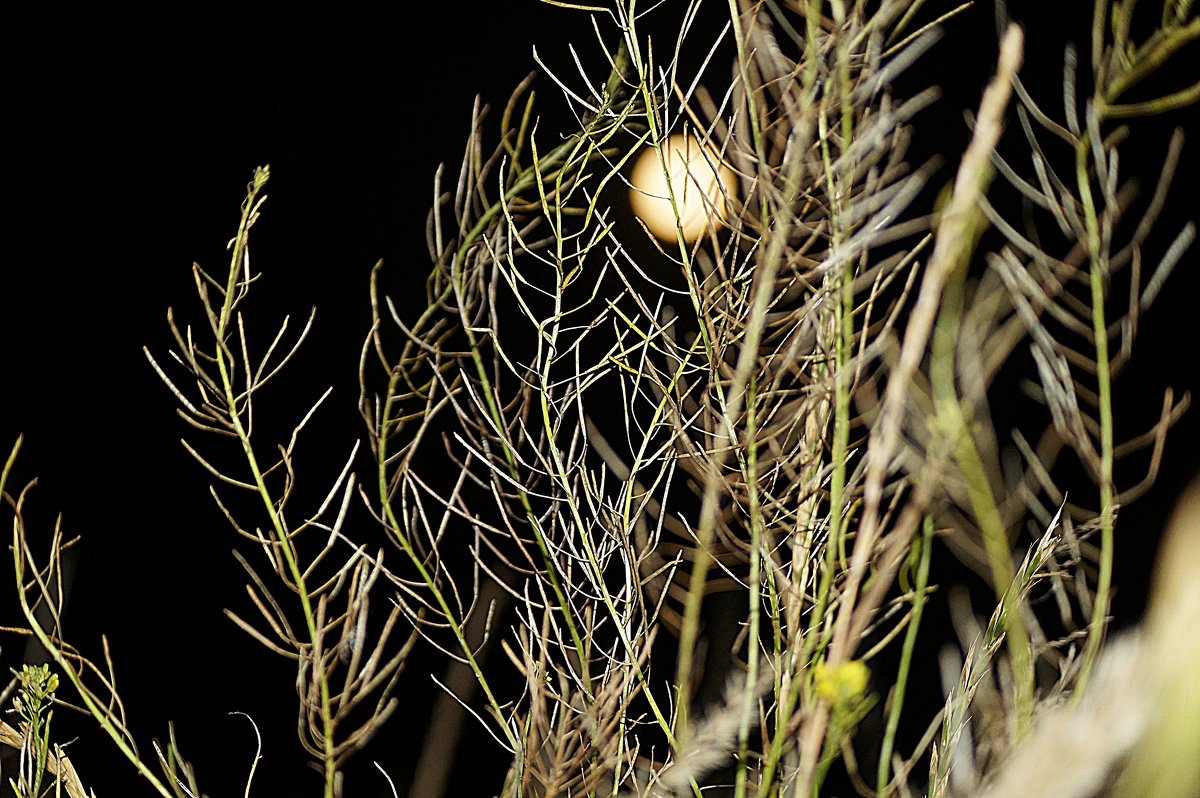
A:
[629,133,735,243]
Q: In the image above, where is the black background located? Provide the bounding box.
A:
[2,3,1198,796]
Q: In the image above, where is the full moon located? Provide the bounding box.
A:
[629,133,735,243]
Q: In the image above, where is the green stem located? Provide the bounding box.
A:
[431,42,636,699]
[735,375,764,798]
[12,535,175,797]
[876,516,933,795]
[214,168,339,795]
[374,371,520,752]
[1074,131,1115,698]
[930,232,1035,739]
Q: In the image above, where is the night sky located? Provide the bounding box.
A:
[2,3,1198,796]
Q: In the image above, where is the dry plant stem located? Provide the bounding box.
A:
[5,502,174,794]
[408,39,686,729]
[1101,17,1200,117]
[478,54,633,703]
[376,33,686,758]
[1,436,20,503]
[523,95,670,713]
[837,20,1022,662]
[668,0,816,746]
[0,717,91,798]
[210,168,339,795]
[771,5,863,790]
[6,439,173,797]
[373,326,523,753]
[802,0,860,660]
[624,7,728,744]
[149,163,400,793]
[805,23,1026,793]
